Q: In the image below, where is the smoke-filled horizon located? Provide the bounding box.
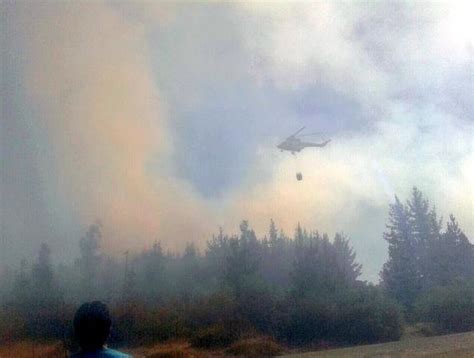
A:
[1,1,473,281]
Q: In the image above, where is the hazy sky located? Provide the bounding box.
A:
[1,1,473,281]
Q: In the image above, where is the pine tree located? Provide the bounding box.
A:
[122,251,136,302]
[31,243,55,306]
[261,220,291,290]
[180,242,201,299]
[269,219,279,246]
[206,222,263,297]
[290,229,329,297]
[140,241,165,303]
[239,220,261,277]
[435,215,474,285]
[333,233,362,286]
[382,189,473,311]
[12,259,31,314]
[407,188,441,288]
[381,196,420,309]
[78,222,102,300]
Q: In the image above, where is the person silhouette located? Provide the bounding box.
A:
[71,301,131,357]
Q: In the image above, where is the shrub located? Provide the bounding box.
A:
[415,282,474,334]
[402,323,437,338]
[332,287,404,344]
[190,324,237,348]
[274,287,404,346]
[145,341,204,358]
[0,341,67,358]
[234,288,277,334]
[184,292,238,330]
[111,304,182,346]
[0,310,28,343]
[185,292,255,343]
[226,336,284,357]
[0,304,75,344]
[26,305,74,341]
[274,296,335,346]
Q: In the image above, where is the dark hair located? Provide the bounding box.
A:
[73,301,112,351]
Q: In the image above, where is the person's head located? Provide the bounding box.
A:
[73,301,112,351]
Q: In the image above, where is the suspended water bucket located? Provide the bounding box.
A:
[296,172,303,181]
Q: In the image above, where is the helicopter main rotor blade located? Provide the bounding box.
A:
[298,132,323,137]
[289,126,306,138]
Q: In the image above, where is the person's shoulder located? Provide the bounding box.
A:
[102,348,132,357]
[69,349,131,358]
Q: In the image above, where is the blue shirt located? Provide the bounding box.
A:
[70,347,131,358]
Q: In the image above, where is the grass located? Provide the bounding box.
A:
[0,341,67,358]
[0,340,225,357]
[284,330,474,357]
[3,331,474,357]
[126,341,217,358]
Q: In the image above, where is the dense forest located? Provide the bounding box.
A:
[0,187,473,351]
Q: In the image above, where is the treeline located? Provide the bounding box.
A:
[382,188,474,332]
[0,187,472,350]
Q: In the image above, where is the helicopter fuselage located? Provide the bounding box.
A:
[277,137,330,153]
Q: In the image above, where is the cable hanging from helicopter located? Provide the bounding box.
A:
[277,127,331,181]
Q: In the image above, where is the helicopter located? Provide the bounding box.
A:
[277,127,331,154]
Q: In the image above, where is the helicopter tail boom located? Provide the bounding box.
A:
[303,139,331,148]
